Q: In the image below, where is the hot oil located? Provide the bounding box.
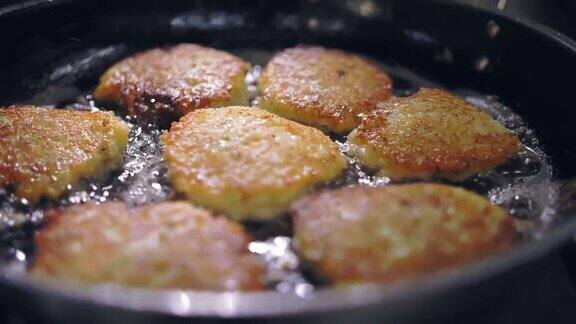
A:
[0,47,555,295]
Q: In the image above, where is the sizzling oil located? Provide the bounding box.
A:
[0,48,555,295]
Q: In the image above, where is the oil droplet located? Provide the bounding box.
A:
[475,56,490,72]
[487,20,500,38]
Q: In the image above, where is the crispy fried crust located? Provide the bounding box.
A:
[94,44,249,121]
[347,88,521,180]
[292,184,516,284]
[0,106,129,203]
[161,106,346,221]
[33,201,264,291]
[258,46,392,133]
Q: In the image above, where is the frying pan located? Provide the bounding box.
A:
[1,0,576,323]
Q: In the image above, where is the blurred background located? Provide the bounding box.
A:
[464,0,576,38]
[456,0,576,39]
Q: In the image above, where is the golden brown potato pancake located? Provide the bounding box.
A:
[292,184,515,284]
[0,106,129,203]
[347,88,521,180]
[161,106,346,221]
[33,201,264,291]
[94,44,249,121]
[258,46,392,133]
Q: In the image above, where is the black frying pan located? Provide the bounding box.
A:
[1,0,576,323]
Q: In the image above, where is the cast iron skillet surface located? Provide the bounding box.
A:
[1,0,576,322]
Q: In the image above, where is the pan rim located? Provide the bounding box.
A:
[1,0,576,318]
